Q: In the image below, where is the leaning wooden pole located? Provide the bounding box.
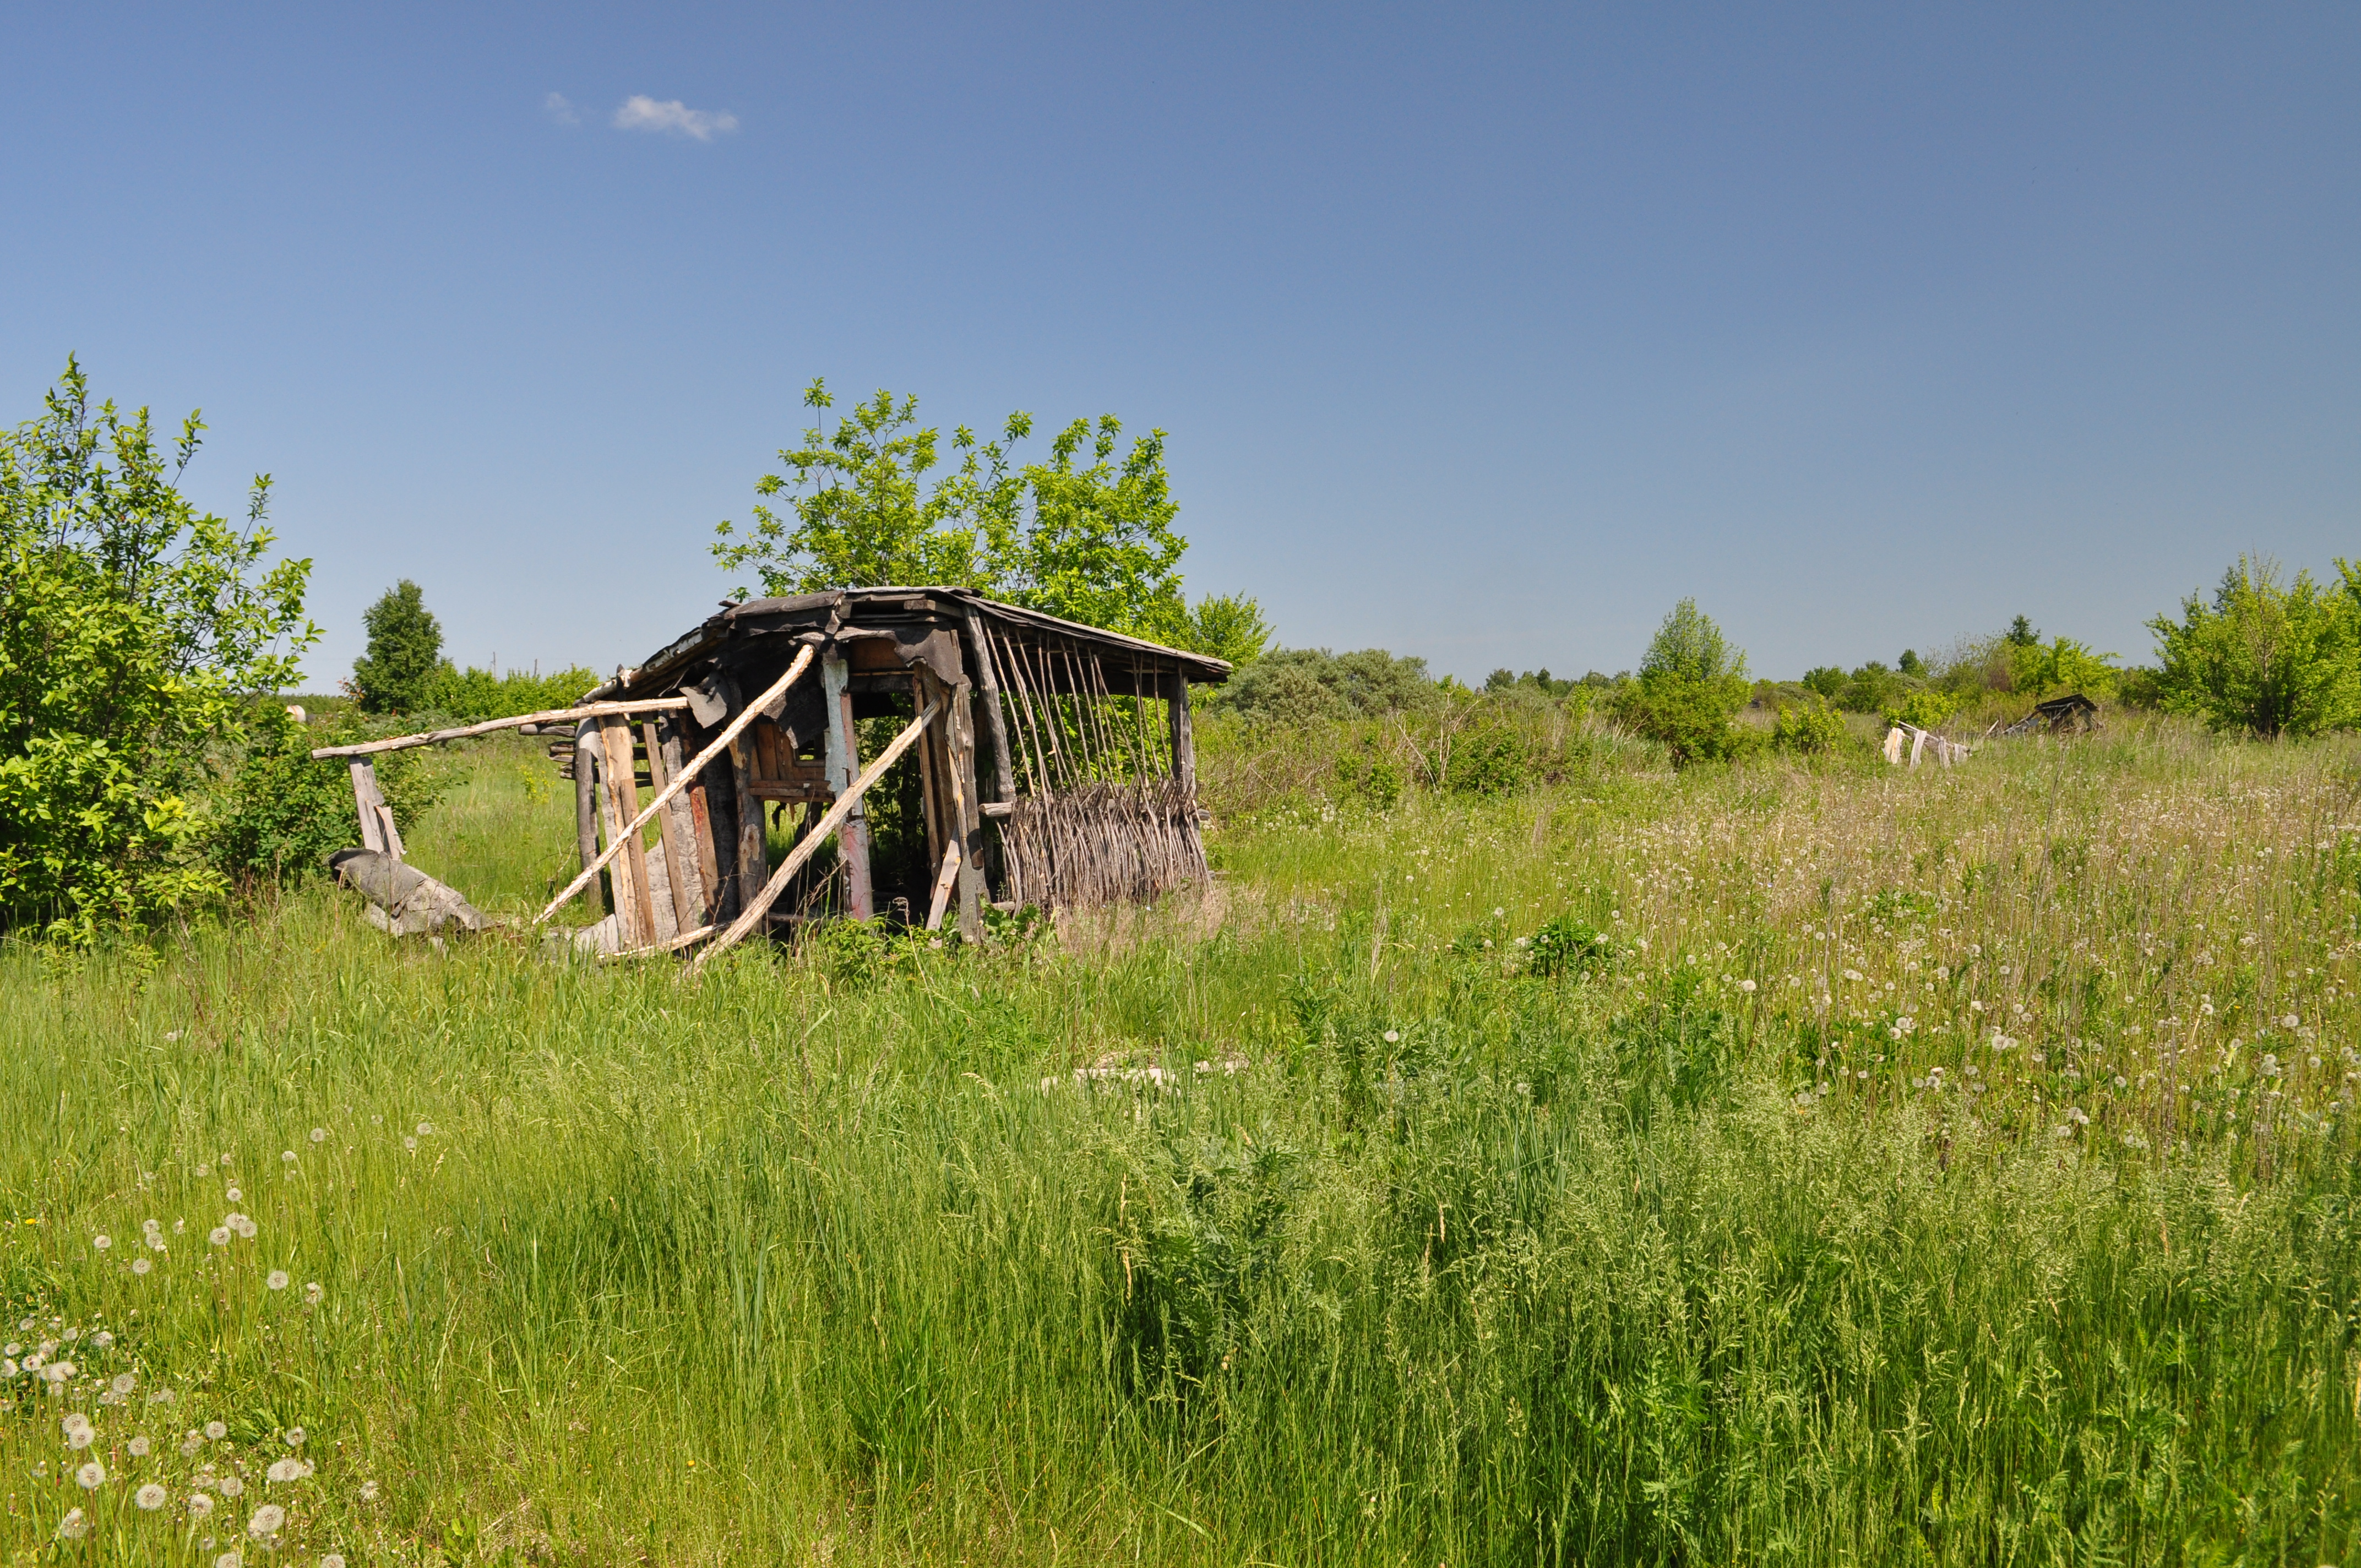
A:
[535,644,814,923]
[687,699,941,975]
[310,697,692,760]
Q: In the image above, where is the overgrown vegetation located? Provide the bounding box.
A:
[5,716,2358,1562]
[0,362,315,943]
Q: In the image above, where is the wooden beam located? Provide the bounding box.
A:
[1167,673,1197,792]
[961,607,1019,802]
[349,761,389,855]
[572,721,601,885]
[534,645,813,924]
[309,697,691,759]
[822,651,875,921]
[645,717,699,935]
[924,841,961,930]
[687,700,940,974]
[599,716,659,948]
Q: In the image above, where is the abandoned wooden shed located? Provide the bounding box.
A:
[315,586,1230,962]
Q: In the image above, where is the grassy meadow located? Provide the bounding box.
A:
[4,717,2360,1564]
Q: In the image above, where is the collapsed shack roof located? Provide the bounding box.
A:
[318,585,1231,966]
[586,586,1232,705]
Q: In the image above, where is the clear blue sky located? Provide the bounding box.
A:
[8,4,2355,687]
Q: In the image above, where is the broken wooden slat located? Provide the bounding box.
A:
[308,696,692,759]
[924,841,961,931]
[349,761,389,856]
[534,645,814,924]
[688,699,942,974]
[961,607,1019,803]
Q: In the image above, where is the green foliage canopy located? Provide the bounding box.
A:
[2148,556,2361,737]
[0,361,315,941]
[1618,600,1754,767]
[351,579,444,715]
[713,379,1262,661]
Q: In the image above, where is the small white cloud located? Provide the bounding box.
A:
[612,95,738,141]
[543,92,581,127]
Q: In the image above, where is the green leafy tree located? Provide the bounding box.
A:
[713,379,1243,647]
[0,360,315,942]
[1178,592,1272,667]
[2149,556,2361,737]
[350,580,443,715]
[2005,635,2119,701]
[1615,600,1755,767]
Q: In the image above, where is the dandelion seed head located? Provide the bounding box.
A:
[304,1282,323,1305]
[67,1425,94,1450]
[56,1507,88,1539]
[266,1457,306,1483]
[75,1459,105,1488]
[188,1490,215,1517]
[283,1427,304,1447]
[404,1137,417,1151]
[265,1271,290,1292]
[309,1128,327,1144]
[215,1552,242,1568]
[205,1420,227,1440]
[133,1479,170,1510]
[129,1434,150,1456]
[248,1502,285,1536]
[1383,1030,1400,1043]
[322,1556,347,1568]
[209,1228,231,1247]
[133,1257,152,1275]
[218,1474,244,1497]
[224,1187,242,1204]
[93,1234,112,1251]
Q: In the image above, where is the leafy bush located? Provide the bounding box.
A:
[1771,702,1847,754]
[2149,556,2361,737]
[1220,647,1435,725]
[351,580,443,715]
[1447,724,1531,796]
[2005,635,2119,701]
[209,710,450,887]
[1333,748,1406,809]
[425,663,602,722]
[1526,916,1613,978]
[1884,689,1961,731]
[0,362,315,943]
[1613,600,1754,767]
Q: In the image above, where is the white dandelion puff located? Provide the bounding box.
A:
[68,1425,95,1450]
[358,1479,379,1502]
[133,1257,152,1275]
[76,1460,105,1488]
[229,1215,257,1239]
[180,1435,205,1456]
[304,1282,323,1305]
[209,1228,231,1247]
[129,1435,150,1456]
[188,1490,215,1517]
[266,1457,306,1483]
[1383,1030,1400,1043]
[266,1271,290,1292]
[309,1128,327,1144]
[225,1188,241,1203]
[112,1371,135,1395]
[205,1420,227,1440]
[55,1507,88,1539]
[218,1474,244,1497]
[215,1553,242,1568]
[283,1427,304,1447]
[416,1121,434,1136]
[93,1234,112,1251]
[322,1556,347,1568]
[248,1502,285,1536]
[404,1137,417,1151]
[136,1481,169,1510]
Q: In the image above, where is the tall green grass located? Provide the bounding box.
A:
[3,718,2357,1563]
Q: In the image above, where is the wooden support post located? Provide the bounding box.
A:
[349,761,389,855]
[961,607,1018,803]
[822,650,875,920]
[572,721,601,890]
[599,716,658,948]
[912,673,945,874]
[924,842,961,931]
[948,679,986,940]
[645,717,699,934]
[1167,672,1197,792]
